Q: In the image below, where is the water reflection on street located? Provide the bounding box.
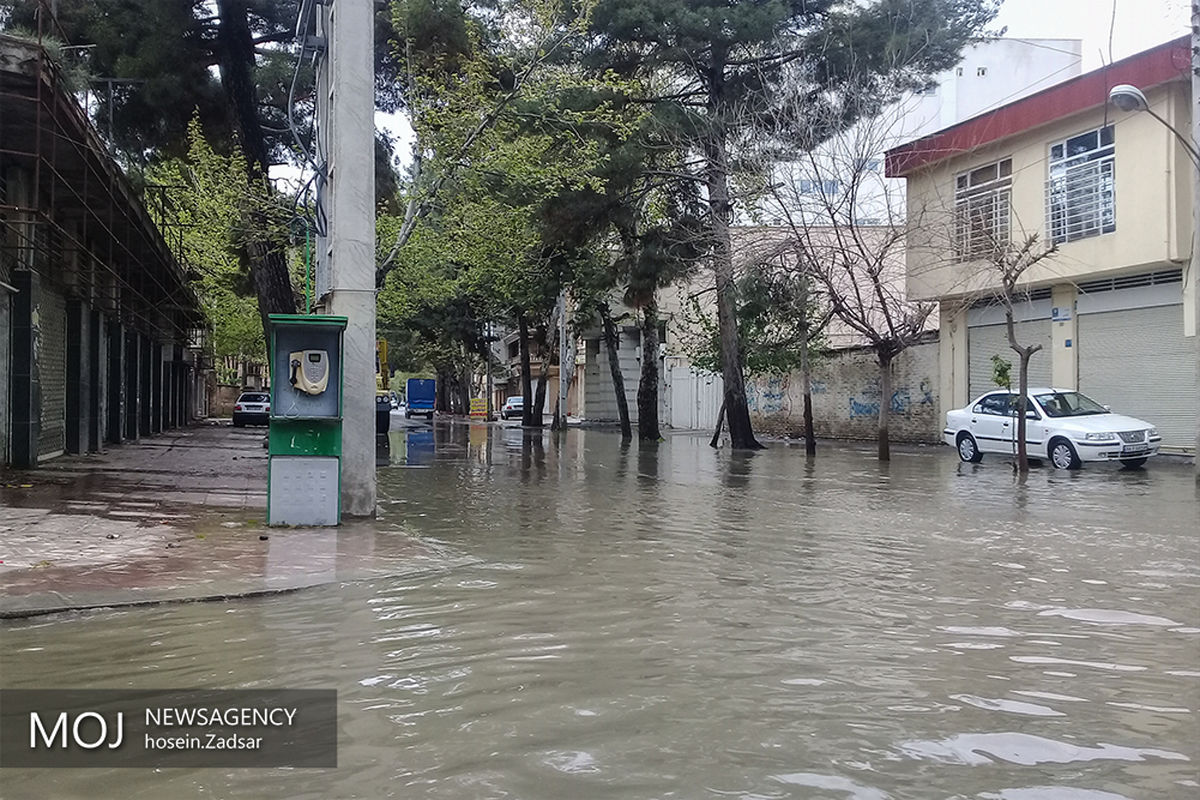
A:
[3,420,1198,799]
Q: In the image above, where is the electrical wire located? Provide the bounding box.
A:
[284,0,329,277]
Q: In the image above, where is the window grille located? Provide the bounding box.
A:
[954,158,1012,260]
[1046,125,1115,244]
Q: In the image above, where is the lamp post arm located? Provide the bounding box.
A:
[1142,105,1200,168]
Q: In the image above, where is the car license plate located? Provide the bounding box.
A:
[1123,445,1148,455]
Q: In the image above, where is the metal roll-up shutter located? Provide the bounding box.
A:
[38,287,68,459]
[968,321,1052,402]
[1078,304,1194,450]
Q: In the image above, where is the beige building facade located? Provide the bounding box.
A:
[888,37,1197,453]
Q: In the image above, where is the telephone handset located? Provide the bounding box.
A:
[289,350,330,395]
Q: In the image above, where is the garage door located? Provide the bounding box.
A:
[1078,304,1195,450]
[968,321,1052,402]
[38,287,67,459]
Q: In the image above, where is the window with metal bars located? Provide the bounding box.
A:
[1047,125,1115,244]
[954,158,1012,260]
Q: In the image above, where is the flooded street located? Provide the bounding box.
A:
[3,424,1198,799]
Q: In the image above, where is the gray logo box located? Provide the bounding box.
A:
[1,689,336,768]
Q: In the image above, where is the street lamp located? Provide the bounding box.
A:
[1108,84,1200,166]
[1107,81,1199,474]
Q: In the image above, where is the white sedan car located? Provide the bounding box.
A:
[945,388,1161,469]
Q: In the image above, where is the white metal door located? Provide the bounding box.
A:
[968,321,1052,402]
[667,364,723,431]
[1078,304,1194,450]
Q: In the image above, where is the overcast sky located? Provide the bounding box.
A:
[993,0,1189,69]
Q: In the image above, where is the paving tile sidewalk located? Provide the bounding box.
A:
[0,422,441,618]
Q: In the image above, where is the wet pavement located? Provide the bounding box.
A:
[1,420,1198,799]
[0,421,445,616]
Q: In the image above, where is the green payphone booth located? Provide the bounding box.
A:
[267,314,347,526]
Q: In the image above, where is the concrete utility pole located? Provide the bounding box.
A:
[1193,2,1199,478]
[486,321,494,420]
[319,0,377,515]
[557,290,571,428]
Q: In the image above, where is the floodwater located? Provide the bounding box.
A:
[3,423,1198,799]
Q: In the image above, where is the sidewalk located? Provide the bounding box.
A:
[0,422,441,618]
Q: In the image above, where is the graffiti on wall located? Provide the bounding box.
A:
[847,381,935,420]
[918,379,934,406]
[848,397,879,419]
[747,375,788,414]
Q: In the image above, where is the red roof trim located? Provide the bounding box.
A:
[885,36,1190,177]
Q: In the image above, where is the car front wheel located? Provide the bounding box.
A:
[956,432,983,463]
[1049,438,1081,470]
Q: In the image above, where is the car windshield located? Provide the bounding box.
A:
[508,398,523,406]
[239,394,268,403]
[1034,391,1109,418]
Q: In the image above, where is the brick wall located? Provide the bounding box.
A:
[209,384,243,418]
[747,339,941,443]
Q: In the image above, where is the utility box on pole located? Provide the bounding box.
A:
[267,314,347,526]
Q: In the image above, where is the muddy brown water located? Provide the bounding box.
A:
[3,424,1198,799]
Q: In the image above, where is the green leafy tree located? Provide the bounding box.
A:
[147,121,282,382]
[533,99,705,440]
[680,255,829,450]
[378,0,642,423]
[376,0,630,290]
[586,0,1001,449]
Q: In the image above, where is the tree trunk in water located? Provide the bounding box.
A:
[637,298,661,441]
[599,302,632,440]
[435,370,449,413]
[798,286,816,456]
[1016,351,1033,474]
[710,401,726,448]
[1005,308,1041,474]
[215,0,296,330]
[703,80,761,451]
[531,347,550,427]
[518,313,533,426]
[458,366,472,415]
[555,290,572,432]
[801,351,816,456]
[877,353,892,461]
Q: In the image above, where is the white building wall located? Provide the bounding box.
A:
[763,39,1084,228]
[914,39,1084,140]
[582,332,641,423]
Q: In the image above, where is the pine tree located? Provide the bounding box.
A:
[588,0,1000,448]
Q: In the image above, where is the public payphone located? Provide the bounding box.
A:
[289,349,330,395]
[267,314,347,526]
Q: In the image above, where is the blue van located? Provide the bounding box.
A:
[405,378,436,419]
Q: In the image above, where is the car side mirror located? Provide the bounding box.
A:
[1102,405,1111,411]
